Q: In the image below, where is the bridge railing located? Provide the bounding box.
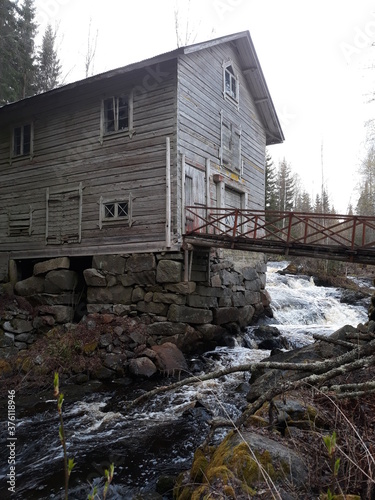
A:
[184,207,375,250]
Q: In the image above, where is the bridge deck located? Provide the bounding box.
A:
[183,208,375,265]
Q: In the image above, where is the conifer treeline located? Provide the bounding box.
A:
[265,151,336,215]
[0,0,60,105]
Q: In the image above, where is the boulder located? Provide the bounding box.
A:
[33,257,70,276]
[44,270,78,293]
[128,357,157,378]
[152,342,188,374]
[15,276,45,296]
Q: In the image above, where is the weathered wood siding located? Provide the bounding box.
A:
[0,60,178,259]
[177,42,267,215]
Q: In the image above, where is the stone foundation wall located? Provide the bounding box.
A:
[0,250,270,356]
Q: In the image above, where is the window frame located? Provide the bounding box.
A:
[99,195,133,229]
[222,61,239,106]
[219,111,242,175]
[10,122,34,161]
[100,90,134,143]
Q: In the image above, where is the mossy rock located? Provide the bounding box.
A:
[190,448,209,482]
[82,340,98,354]
[0,358,13,377]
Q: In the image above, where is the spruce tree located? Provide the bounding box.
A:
[36,23,60,93]
[277,158,294,212]
[0,0,19,104]
[265,150,278,211]
[16,0,37,99]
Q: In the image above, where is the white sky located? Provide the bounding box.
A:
[34,0,375,213]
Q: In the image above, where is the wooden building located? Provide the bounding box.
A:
[0,31,283,281]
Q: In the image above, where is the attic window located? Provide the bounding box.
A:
[223,63,239,103]
[12,123,33,157]
[100,92,134,142]
[102,96,129,133]
[99,196,133,228]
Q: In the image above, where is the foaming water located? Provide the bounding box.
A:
[262,261,369,347]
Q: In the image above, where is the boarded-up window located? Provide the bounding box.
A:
[46,184,82,244]
[8,206,33,236]
[220,115,241,173]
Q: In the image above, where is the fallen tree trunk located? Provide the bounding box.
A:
[126,338,375,417]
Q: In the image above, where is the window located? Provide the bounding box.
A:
[220,112,242,173]
[104,201,128,220]
[103,96,128,133]
[99,196,133,228]
[12,123,33,157]
[223,62,239,104]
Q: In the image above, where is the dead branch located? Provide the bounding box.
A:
[312,334,357,349]
[125,339,375,412]
[236,352,375,427]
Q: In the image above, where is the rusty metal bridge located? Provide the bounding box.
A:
[183,207,375,265]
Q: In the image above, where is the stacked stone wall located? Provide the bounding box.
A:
[0,250,270,356]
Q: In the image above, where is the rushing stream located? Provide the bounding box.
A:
[0,261,370,499]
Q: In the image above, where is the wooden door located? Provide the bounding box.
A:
[185,164,205,233]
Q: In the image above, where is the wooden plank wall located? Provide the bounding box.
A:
[0,60,178,259]
[177,42,267,213]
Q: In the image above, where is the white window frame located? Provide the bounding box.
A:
[10,122,34,161]
[100,90,134,143]
[223,61,239,106]
[99,194,133,229]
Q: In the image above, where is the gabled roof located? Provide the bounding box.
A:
[0,31,284,145]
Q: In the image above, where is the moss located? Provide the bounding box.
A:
[319,495,360,500]
[190,485,211,499]
[247,415,269,428]
[81,340,98,354]
[190,448,209,482]
[223,484,236,498]
[206,465,235,484]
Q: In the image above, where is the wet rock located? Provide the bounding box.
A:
[128,357,157,377]
[152,342,188,374]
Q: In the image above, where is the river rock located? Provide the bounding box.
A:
[152,342,188,374]
[128,357,157,378]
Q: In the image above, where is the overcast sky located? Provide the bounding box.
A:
[35,0,375,213]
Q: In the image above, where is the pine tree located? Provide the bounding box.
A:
[356,145,375,216]
[36,23,60,93]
